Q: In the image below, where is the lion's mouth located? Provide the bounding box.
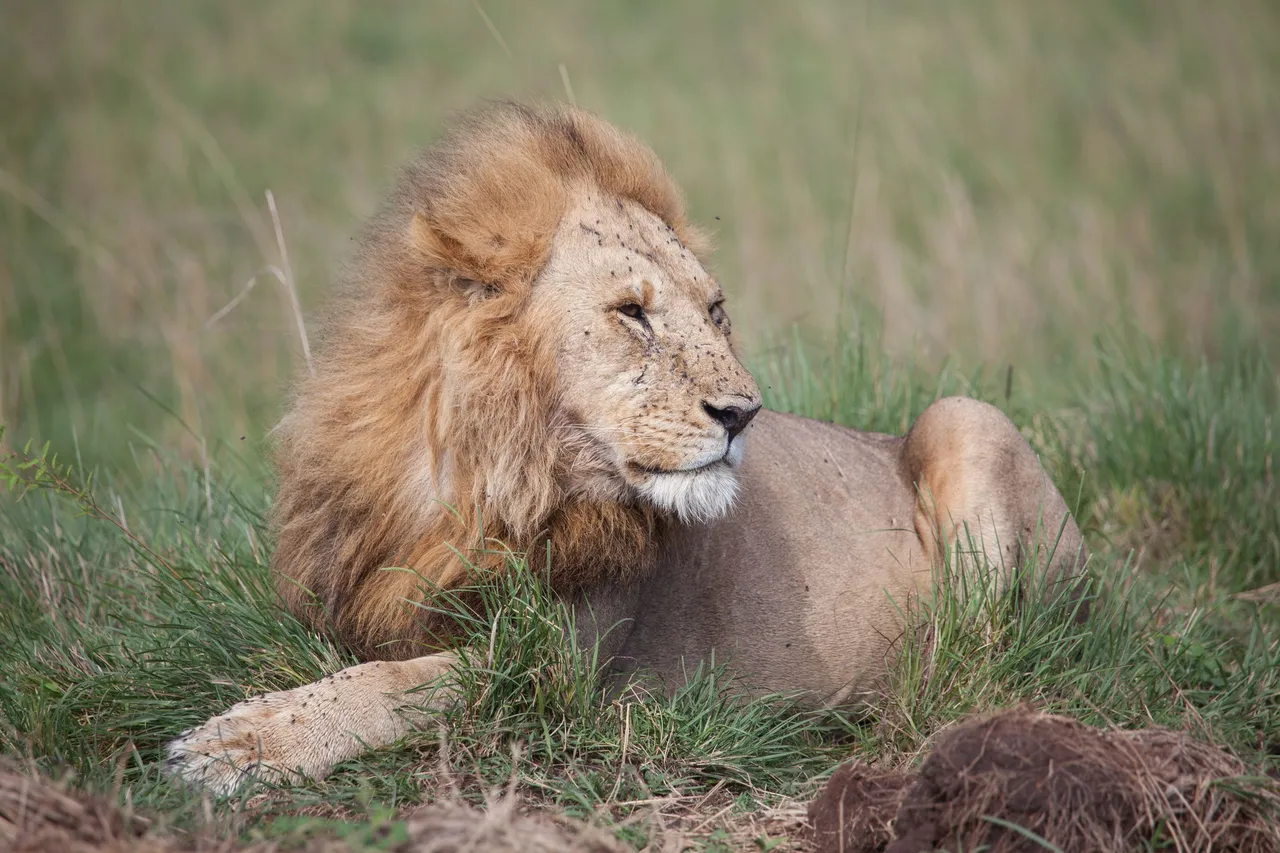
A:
[627,452,733,477]
[625,445,744,524]
[625,435,746,479]
[629,460,722,476]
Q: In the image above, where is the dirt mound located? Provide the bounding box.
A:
[808,709,1280,853]
[0,762,627,853]
[805,762,910,853]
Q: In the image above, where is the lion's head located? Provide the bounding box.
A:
[270,102,760,657]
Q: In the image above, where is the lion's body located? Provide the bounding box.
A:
[599,409,927,702]
[587,405,1085,704]
[166,103,1088,794]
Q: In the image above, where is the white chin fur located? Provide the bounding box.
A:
[635,464,741,524]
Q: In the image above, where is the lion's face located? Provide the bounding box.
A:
[528,194,761,523]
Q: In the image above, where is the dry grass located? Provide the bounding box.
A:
[8,710,1278,853]
[0,759,631,853]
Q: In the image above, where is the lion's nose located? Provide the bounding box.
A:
[702,400,761,443]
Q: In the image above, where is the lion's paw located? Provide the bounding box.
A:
[164,691,316,795]
[165,658,454,796]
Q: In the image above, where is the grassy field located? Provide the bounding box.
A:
[2,1,1279,850]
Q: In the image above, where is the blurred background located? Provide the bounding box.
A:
[2,0,1278,468]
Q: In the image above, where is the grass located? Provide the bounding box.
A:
[1,340,1277,849]
[2,0,1279,849]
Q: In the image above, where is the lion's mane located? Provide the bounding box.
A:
[270,102,711,659]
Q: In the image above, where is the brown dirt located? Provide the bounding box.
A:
[808,708,1280,853]
[806,763,910,853]
[0,761,628,853]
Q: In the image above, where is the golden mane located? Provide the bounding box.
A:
[270,102,710,659]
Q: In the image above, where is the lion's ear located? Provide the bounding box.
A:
[455,277,499,305]
[406,209,472,276]
[408,210,506,303]
[408,210,462,269]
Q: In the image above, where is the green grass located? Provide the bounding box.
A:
[1,341,1277,848]
[2,0,1279,848]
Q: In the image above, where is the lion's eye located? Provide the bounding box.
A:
[617,302,646,321]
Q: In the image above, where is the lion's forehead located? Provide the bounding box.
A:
[548,194,714,302]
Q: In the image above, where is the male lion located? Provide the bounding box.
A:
[167,102,1088,794]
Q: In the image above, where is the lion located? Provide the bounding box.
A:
[166,101,1089,794]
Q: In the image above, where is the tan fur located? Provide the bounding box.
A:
[167,103,1089,794]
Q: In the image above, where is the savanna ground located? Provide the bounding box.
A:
[2,1,1278,850]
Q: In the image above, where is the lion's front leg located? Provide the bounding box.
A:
[165,652,458,795]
